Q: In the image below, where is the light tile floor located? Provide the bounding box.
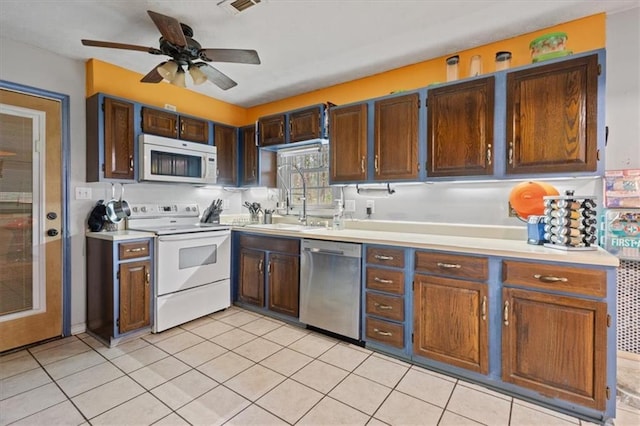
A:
[1,306,639,426]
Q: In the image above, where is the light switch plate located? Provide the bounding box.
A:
[75,187,92,200]
[344,200,356,212]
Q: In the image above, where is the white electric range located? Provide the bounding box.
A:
[126,203,231,332]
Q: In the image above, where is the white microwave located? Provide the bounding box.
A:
[139,134,217,184]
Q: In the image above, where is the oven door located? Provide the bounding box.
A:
[156,230,230,296]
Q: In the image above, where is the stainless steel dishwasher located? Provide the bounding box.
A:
[299,239,362,339]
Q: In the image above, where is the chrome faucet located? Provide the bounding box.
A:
[277,164,307,225]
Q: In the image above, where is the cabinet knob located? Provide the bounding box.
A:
[46,228,59,237]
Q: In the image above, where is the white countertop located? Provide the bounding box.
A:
[236,222,619,267]
[86,230,156,241]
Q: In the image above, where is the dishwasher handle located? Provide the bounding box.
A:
[304,247,344,256]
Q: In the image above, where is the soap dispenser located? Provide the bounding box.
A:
[333,200,344,230]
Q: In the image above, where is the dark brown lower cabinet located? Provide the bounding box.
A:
[237,235,299,318]
[119,260,151,333]
[413,274,488,374]
[86,237,153,345]
[239,248,265,306]
[268,253,299,317]
[502,287,607,410]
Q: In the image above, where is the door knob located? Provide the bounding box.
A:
[47,229,59,237]
[46,212,57,220]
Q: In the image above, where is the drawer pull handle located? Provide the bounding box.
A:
[437,262,461,269]
[129,156,134,171]
[145,271,150,284]
[373,328,393,337]
[374,155,380,173]
[373,277,393,284]
[487,144,492,166]
[503,301,509,326]
[126,247,145,253]
[374,302,393,310]
[533,274,568,283]
[481,296,487,321]
[361,156,365,174]
[258,260,263,273]
[374,254,394,261]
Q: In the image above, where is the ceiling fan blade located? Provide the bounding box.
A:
[197,64,237,90]
[140,63,165,83]
[147,10,187,48]
[199,49,261,64]
[81,39,162,54]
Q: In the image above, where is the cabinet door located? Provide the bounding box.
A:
[119,260,151,334]
[215,124,238,185]
[290,106,321,142]
[427,77,495,177]
[268,253,300,317]
[103,97,135,180]
[413,274,488,374]
[506,54,598,174]
[330,103,368,182]
[502,287,607,410]
[179,116,209,143]
[242,126,258,186]
[259,114,286,146]
[239,248,265,306]
[141,107,178,138]
[374,93,419,180]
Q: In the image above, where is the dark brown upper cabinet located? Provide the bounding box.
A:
[141,107,178,138]
[241,125,258,186]
[289,106,321,142]
[86,95,135,181]
[179,116,209,143]
[142,107,209,143]
[427,77,495,177]
[215,124,238,186]
[258,114,286,146]
[506,54,598,174]
[374,93,419,181]
[330,103,368,183]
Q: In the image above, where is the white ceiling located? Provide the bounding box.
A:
[0,0,637,107]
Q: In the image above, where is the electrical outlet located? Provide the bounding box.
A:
[75,187,92,200]
[344,199,356,212]
[366,200,375,214]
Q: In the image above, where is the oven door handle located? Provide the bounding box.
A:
[158,231,230,242]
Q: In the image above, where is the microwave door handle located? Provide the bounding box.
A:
[203,155,208,179]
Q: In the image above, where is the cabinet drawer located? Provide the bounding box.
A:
[239,234,299,254]
[119,241,150,260]
[366,267,404,294]
[415,251,488,281]
[366,247,404,268]
[502,260,606,298]
[366,292,404,321]
[365,317,404,348]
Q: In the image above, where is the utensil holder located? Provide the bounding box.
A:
[250,212,260,224]
[264,213,272,224]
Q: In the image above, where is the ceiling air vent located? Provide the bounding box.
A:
[217,0,263,15]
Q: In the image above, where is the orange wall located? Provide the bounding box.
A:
[85,59,247,126]
[245,13,605,122]
[86,13,605,127]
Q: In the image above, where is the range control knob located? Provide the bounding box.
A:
[132,206,138,213]
[185,206,191,212]
[141,206,147,213]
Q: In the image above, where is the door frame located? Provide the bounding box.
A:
[1,79,71,337]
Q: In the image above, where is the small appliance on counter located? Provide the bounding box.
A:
[87,200,107,232]
[542,191,598,251]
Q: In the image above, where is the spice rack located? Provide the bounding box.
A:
[543,192,598,251]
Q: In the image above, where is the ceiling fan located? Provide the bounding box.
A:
[81,10,260,90]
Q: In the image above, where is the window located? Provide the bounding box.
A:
[277,144,333,210]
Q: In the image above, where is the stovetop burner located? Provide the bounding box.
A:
[126,202,229,235]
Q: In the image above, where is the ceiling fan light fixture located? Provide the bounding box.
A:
[157,60,179,81]
[171,67,187,88]
[189,64,208,85]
